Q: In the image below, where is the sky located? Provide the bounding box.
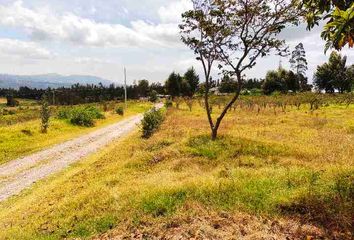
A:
[0,0,352,85]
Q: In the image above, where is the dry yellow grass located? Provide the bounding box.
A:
[0,101,353,239]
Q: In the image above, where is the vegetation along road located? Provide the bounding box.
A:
[0,105,161,201]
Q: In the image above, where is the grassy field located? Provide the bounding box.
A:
[0,100,152,164]
[0,100,353,239]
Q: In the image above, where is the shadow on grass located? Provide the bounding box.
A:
[278,171,354,237]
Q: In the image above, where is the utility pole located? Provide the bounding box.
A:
[124,67,127,109]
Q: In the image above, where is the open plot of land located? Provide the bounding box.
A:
[0,101,352,239]
[0,101,152,164]
[0,114,144,201]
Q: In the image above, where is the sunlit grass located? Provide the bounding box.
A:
[0,101,152,164]
[0,101,352,239]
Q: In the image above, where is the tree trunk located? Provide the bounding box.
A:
[211,128,218,141]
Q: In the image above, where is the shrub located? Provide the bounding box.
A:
[164,99,173,108]
[70,108,95,127]
[57,108,71,119]
[58,106,104,127]
[85,106,105,119]
[6,95,19,107]
[116,106,124,116]
[40,94,50,133]
[149,90,158,103]
[141,108,164,138]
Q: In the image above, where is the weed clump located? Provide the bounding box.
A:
[141,189,187,217]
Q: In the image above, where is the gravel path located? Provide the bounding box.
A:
[0,112,148,202]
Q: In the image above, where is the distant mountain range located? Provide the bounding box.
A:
[0,73,114,89]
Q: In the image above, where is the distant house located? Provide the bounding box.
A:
[209,87,220,95]
[157,94,170,99]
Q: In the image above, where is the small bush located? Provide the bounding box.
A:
[164,99,173,108]
[149,90,158,103]
[58,106,105,127]
[116,106,124,116]
[85,106,105,119]
[70,108,95,127]
[40,94,50,133]
[141,108,164,138]
[6,95,19,107]
[57,108,71,119]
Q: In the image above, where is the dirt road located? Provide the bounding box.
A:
[0,113,145,201]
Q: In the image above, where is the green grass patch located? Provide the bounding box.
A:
[186,134,288,160]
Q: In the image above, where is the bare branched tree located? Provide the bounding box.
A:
[180,0,300,140]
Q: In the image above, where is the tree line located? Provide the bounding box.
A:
[0,82,166,105]
[261,44,353,95]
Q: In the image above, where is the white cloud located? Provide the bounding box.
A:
[0,1,185,48]
[158,0,192,23]
[0,38,52,59]
[131,20,180,46]
[74,57,113,64]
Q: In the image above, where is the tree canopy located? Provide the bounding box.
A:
[299,0,354,51]
[314,51,353,93]
[180,0,300,139]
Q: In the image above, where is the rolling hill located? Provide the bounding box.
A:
[0,73,114,89]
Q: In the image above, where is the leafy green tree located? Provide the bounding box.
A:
[262,70,287,95]
[314,51,352,93]
[149,82,165,95]
[314,62,335,93]
[180,0,300,140]
[299,0,354,51]
[165,72,182,97]
[243,78,263,90]
[137,79,149,97]
[180,79,192,97]
[218,75,238,93]
[263,68,300,94]
[183,67,200,96]
[286,71,301,92]
[298,74,313,92]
